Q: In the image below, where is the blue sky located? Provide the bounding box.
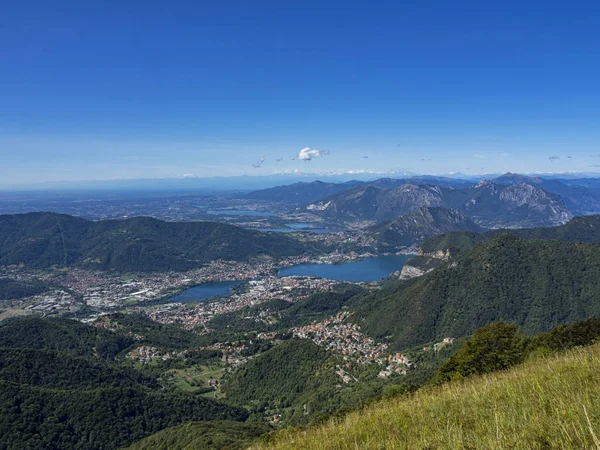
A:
[1,1,600,184]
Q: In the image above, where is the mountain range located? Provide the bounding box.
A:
[0,212,311,272]
[243,176,474,205]
[247,173,600,228]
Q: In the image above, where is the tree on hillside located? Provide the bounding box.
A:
[434,322,527,383]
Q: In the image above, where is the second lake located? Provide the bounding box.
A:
[277,254,414,282]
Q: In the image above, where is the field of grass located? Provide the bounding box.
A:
[253,343,600,449]
[163,364,225,398]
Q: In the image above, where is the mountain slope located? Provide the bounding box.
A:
[369,207,483,250]
[222,339,346,426]
[126,421,272,450]
[0,277,51,300]
[463,181,572,227]
[253,343,600,450]
[0,317,248,450]
[244,180,360,204]
[352,234,600,350]
[494,172,600,215]
[311,184,449,221]
[309,180,572,227]
[0,212,311,271]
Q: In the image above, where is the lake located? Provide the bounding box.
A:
[166,280,244,303]
[166,254,413,302]
[254,223,346,234]
[277,254,414,282]
[206,210,276,217]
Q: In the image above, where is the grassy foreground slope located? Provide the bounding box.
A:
[254,343,600,450]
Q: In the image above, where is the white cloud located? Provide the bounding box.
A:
[298,147,330,161]
[472,153,485,159]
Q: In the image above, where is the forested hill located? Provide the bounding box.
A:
[352,233,600,350]
[0,317,248,450]
[420,214,600,255]
[0,212,311,272]
[0,277,51,300]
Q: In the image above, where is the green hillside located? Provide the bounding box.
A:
[419,230,486,254]
[0,277,51,300]
[0,381,246,450]
[420,214,600,254]
[0,316,135,359]
[0,212,312,272]
[0,347,157,389]
[125,420,272,450]
[222,339,390,427]
[253,342,600,449]
[0,316,249,449]
[353,234,600,349]
[222,339,341,424]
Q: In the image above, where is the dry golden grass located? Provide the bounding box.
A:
[253,344,600,450]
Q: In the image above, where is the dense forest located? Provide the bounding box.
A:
[0,316,249,450]
[125,420,273,450]
[352,233,600,349]
[368,206,482,250]
[0,381,246,450]
[222,339,388,426]
[0,277,51,301]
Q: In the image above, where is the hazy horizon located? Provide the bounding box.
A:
[3,169,600,194]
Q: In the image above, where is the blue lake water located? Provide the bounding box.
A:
[277,254,414,282]
[166,254,413,303]
[167,280,244,302]
[254,223,346,234]
[286,223,324,229]
[256,226,344,234]
[206,210,276,217]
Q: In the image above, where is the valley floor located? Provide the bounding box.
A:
[253,343,600,450]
